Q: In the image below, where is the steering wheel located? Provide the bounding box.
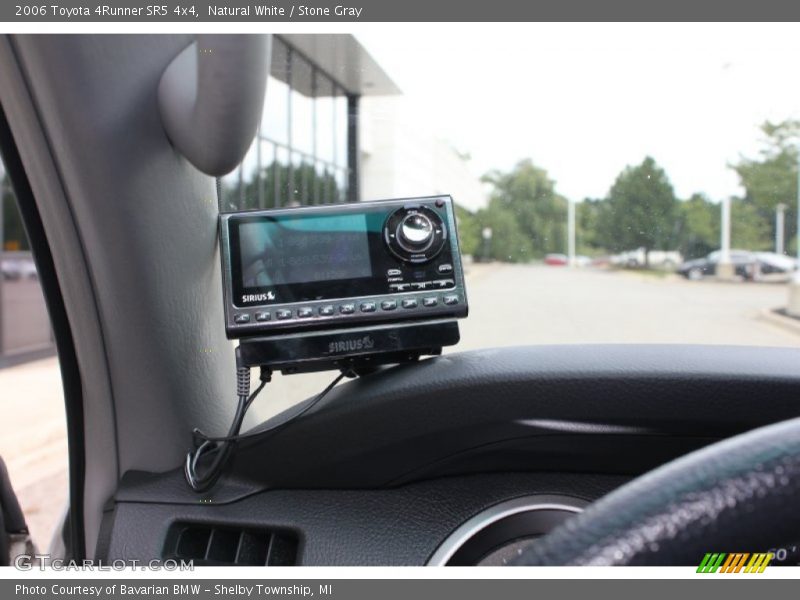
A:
[514,416,800,565]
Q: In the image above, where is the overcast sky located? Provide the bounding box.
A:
[356,23,800,203]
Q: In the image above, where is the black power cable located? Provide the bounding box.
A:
[184,365,350,493]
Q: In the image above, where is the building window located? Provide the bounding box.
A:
[220,37,355,212]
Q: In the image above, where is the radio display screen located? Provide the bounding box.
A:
[239,213,373,288]
[226,200,456,309]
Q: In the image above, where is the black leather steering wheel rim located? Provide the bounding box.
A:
[514,416,800,565]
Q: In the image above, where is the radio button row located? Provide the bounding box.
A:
[319,305,335,316]
[438,263,453,273]
[340,304,356,314]
[381,300,397,311]
[234,313,251,324]
[392,279,454,292]
[360,302,377,313]
[422,297,438,307]
[276,309,292,320]
[297,307,314,318]
[443,295,459,306]
[402,298,418,309]
[255,311,271,322]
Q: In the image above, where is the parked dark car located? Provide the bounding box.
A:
[677,250,755,280]
[679,250,798,281]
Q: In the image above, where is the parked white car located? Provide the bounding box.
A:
[753,252,799,282]
[611,248,683,270]
[0,255,38,280]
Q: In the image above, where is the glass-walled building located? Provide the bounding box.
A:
[220,35,399,211]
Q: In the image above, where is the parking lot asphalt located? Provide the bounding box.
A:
[2,263,799,548]
[459,264,800,348]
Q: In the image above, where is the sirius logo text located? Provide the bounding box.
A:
[328,336,376,354]
[241,291,275,303]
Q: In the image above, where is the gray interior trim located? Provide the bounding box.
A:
[1,34,241,556]
[0,35,119,557]
[159,35,270,176]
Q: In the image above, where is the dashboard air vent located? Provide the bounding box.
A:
[164,523,298,566]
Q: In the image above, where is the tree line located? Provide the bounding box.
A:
[3,120,796,262]
[457,119,800,263]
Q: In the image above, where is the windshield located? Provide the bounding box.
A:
[217,27,800,414]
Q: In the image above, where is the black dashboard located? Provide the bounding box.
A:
[100,345,800,565]
[104,472,626,565]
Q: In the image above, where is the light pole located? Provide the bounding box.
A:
[481,227,493,262]
[776,203,787,255]
[788,152,800,316]
[567,199,576,267]
[717,196,735,280]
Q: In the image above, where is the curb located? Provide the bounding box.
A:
[757,308,800,337]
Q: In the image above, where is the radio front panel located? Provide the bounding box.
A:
[220,196,468,338]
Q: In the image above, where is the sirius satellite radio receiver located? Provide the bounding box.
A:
[188,196,468,492]
[219,195,468,374]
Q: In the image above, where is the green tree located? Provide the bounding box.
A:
[478,159,568,262]
[674,193,719,259]
[475,200,534,262]
[597,156,678,265]
[576,198,606,254]
[671,194,771,259]
[730,119,800,252]
[454,203,480,257]
[731,197,771,251]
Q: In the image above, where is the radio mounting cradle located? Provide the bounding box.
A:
[237,319,460,376]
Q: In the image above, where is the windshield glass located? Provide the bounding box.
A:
[219,26,800,415]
